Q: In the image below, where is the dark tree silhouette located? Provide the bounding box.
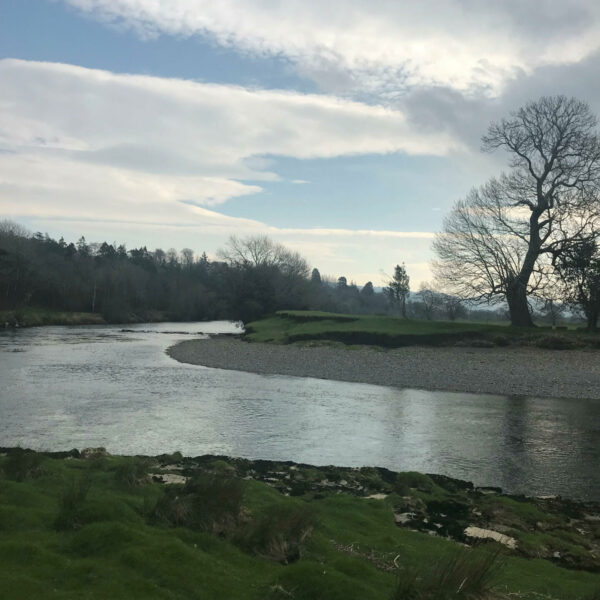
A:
[556,240,600,330]
[384,264,410,318]
[435,96,600,326]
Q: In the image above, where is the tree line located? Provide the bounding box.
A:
[0,225,422,323]
[0,222,515,325]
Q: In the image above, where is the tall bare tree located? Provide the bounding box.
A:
[218,235,309,278]
[434,96,600,326]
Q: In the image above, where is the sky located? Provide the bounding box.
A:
[2,1,600,286]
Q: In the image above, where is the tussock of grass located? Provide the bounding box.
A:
[391,547,503,599]
[54,473,92,530]
[150,473,245,535]
[240,503,315,564]
[114,457,150,487]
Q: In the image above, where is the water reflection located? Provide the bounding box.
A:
[0,322,598,500]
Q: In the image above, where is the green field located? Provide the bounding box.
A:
[244,311,598,349]
[0,449,598,599]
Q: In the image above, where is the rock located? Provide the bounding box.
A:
[151,473,187,485]
[394,512,416,525]
[80,447,109,459]
[464,526,517,549]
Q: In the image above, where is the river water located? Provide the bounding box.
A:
[1,322,598,500]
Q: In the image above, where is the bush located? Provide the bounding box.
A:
[3,449,44,482]
[55,474,92,530]
[150,473,245,535]
[240,504,315,564]
[391,547,502,599]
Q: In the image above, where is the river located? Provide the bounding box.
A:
[1,321,598,500]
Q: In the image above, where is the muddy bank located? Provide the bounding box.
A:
[167,337,600,400]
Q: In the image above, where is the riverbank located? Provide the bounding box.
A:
[0,448,598,599]
[0,307,170,328]
[167,337,600,400]
[0,307,106,328]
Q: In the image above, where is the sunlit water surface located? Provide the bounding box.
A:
[1,322,598,500]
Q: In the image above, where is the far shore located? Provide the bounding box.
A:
[167,337,600,400]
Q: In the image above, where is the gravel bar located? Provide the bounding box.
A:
[167,337,600,400]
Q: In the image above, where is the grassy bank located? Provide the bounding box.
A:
[0,449,598,599]
[244,311,600,349]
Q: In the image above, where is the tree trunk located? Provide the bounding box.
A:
[506,280,533,327]
[401,296,407,319]
[586,305,599,331]
[506,209,542,327]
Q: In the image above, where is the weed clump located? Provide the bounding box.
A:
[54,474,92,530]
[3,449,44,482]
[240,504,315,564]
[150,473,245,535]
[391,547,502,599]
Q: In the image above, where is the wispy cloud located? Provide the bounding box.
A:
[62,0,600,97]
[0,58,460,228]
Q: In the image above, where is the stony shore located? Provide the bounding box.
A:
[167,337,600,399]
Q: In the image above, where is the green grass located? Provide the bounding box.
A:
[243,310,600,349]
[0,451,598,599]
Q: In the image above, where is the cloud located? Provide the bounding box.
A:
[62,0,600,97]
[0,57,459,236]
[0,58,459,188]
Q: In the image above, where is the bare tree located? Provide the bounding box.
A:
[434,96,600,326]
[180,248,194,268]
[0,220,30,238]
[218,235,309,278]
[417,282,444,320]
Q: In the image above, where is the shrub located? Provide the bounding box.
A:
[240,504,315,564]
[55,474,92,530]
[150,473,245,535]
[3,449,44,482]
[391,547,502,599]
